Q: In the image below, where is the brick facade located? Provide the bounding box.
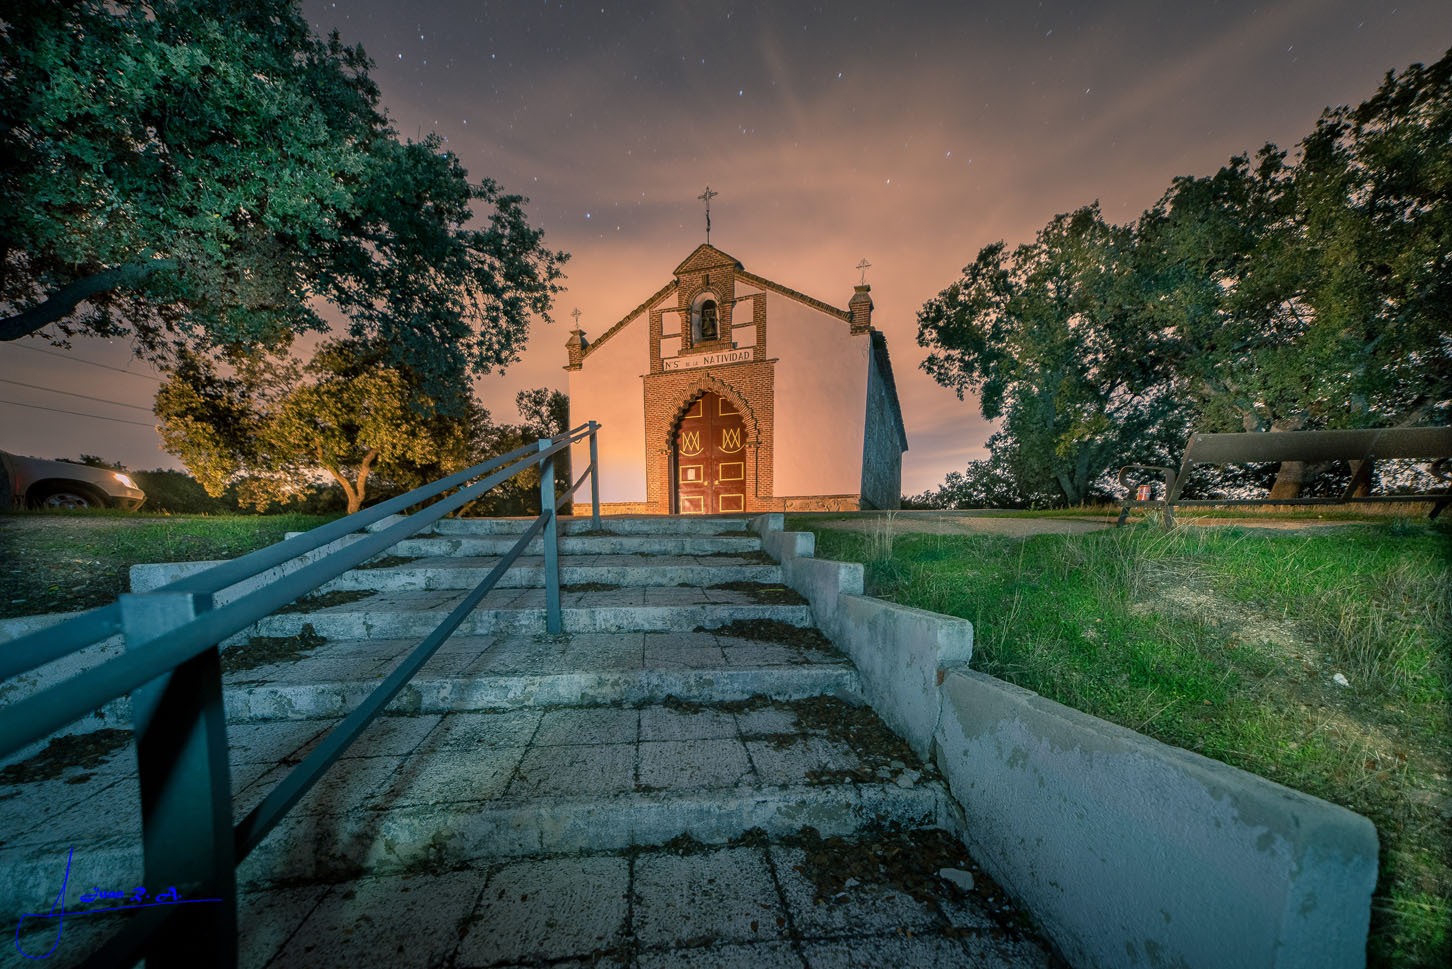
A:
[642,361,776,513]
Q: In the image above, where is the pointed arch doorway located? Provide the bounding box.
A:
[674,391,747,514]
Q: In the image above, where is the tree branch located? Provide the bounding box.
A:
[0,260,177,341]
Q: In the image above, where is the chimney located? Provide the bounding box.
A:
[849,284,873,334]
[564,329,588,371]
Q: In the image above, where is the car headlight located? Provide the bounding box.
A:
[112,472,137,490]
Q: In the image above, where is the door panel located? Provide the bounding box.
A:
[674,392,746,514]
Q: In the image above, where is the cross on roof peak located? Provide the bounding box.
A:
[856,258,872,285]
[697,186,719,243]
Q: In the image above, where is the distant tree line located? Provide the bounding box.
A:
[71,384,570,517]
[915,50,1451,508]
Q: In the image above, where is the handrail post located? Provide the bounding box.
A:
[538,438,562,634]
[119,591,237,969]
[588,420,602,530]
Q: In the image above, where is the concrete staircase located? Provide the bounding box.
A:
[2,516,1061,968]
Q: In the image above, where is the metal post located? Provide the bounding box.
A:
[1163,469,1179,529]
[538,439,562,634]
[119,592,237,969]
[588,421,602,530]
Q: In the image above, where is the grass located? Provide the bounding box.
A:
[789,513,1451,969]
[0,510,338,619]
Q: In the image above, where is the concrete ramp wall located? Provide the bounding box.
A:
[753,515,1379,969]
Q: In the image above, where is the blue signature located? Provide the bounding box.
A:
[14,848,223,960]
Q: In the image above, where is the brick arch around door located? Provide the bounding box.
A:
[673,390,749,514]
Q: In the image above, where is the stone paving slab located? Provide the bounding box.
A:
[0,690,938,902]
[18,834,1056,969]
[16,845,1061,968]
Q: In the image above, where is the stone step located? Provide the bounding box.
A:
[389,533,764,558]
[430,514,753,536]
[326,554,783,592]
[220,630,858,720]
[4,513,1067,967]
[0,696,949,915]
[15,831,1057,969]
[248,587,813,639]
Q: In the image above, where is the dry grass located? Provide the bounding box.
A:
[794,514,1451,969]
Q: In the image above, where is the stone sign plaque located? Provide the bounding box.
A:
[661,348,751,372]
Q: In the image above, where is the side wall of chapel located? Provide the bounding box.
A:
[859,336,906,510]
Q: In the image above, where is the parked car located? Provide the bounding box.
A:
[0,451,146,511]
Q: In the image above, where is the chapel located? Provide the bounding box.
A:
[565,243,907,515]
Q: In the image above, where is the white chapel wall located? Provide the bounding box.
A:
[568,310,652,504]
[766,292,869,497]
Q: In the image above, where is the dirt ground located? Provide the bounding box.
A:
[797,509,1393,537]
[802,511,1113,537]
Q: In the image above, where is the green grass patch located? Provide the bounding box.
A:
[792,515,1451,969]
[0,512,338,618]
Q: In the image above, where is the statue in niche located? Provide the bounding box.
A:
[700,299,719,341]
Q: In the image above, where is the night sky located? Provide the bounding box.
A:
[4,0,1450,495]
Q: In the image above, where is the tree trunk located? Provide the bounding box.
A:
[1268,461,1308,500]
[1264,419,1308,500]
[325,465,364,515]
[1346,459,1374,498]
[351,450,378,515]
[1054,471,1082,507]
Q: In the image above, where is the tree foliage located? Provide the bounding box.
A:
[919,206,1190,505]
[156,340,572,515]
[919,49,1452,505]
[461,388,573,517]
[156,340,490,514]
[1,0,565,396]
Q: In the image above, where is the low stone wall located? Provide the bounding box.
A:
[128,519,399,605]
[588,502,655,516]
[752,515,1379,969]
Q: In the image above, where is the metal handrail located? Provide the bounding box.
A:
[0,436,545,682]
[0,420,602,968]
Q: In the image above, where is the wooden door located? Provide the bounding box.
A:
[674,392,746,514]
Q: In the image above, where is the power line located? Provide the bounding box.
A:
[7,344,165,382]
[0,377,154,412]
[0,398,157,428]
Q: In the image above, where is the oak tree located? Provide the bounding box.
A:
[1,0,564,395]
[155,340,490,514]
[918,206,1188,505]
[919,49,1451,504]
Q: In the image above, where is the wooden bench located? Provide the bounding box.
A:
[1117,427,1452,526]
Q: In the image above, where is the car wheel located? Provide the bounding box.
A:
[32,487,99,510]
